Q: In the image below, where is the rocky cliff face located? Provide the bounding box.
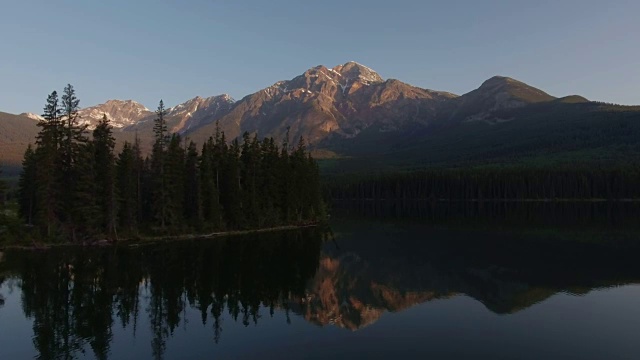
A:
[186,61,457,148]
[77,100,153,129]
[123,95,235,136]
[166,95,235,133]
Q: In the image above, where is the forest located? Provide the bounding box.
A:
[3,85,325,244]
[328,166,640,201]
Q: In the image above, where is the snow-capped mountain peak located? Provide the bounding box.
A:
[78,99,154,129]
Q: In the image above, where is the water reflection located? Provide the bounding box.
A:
[1,203,640,359]
[0,230,324,359]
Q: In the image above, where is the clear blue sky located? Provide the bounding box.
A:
[1,0,638,114]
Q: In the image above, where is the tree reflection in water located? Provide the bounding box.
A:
[1,228,324,359]
[1,202,640,359]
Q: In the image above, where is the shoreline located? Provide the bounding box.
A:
[0,223,320,251]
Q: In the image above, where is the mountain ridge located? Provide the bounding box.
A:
[2,61,639,172]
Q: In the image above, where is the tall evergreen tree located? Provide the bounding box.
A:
[150,100,169,230]
[165,134,185,229]
[259,137,282,226]
[220,138,244,228]
[184,141,201,226]
[34,90,63,237]
[59,84,96,241]
[18,145,37,225]
[0,166,6,207]
[116,142,138,234]
[199,139,222,230]
[240,133,261,227]
[132,134,145,225]
[93,115,118,239]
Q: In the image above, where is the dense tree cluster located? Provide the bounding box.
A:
[18,86,325,242]
[329,167,640,201]
[0,167,6,206]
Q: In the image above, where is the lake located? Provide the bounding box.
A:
[1,202,640,359]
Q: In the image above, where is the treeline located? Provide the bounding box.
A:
[17,85,324,242]
[329,167,640,201]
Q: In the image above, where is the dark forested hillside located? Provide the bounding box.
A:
[321,102,640,175]
[329,166,640,202]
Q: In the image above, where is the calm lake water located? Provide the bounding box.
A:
[1,202,640,359]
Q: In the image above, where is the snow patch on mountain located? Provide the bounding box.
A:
[20,113,44,121]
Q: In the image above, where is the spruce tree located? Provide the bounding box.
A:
[199,139,222,230]
[34,90,63,237]
[59,84,95,241]
[0,166,6,207]
[93,115,118,239]
[150,100,169,230]
[165,134,185,229]
[259,137,282,226]
[240,133,261,227]
[116,142,138,234]
[221,138,244,228]
[184,141,201,226]
[18,145,37,225]
[132,135,145,225]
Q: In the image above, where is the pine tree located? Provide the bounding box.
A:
[0,166,6,208]
[240,133,261,227]
[165,134,185,229]
[116,142,138,234]
[34,90,63,237]
[220,138,244,228]
[150,100,169,230]
[59,84,95,241]
[259,137,282,226]
[279,129,294,223]
[184,141,201,226]
[93,115,118,240]
[199,139,222,230]
[132,135,145,225]
[18,145,37,225]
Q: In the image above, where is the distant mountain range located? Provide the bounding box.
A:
[2,61,640,174]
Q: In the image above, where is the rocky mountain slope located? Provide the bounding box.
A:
[187,61,457,148]
[0,112,39,170]
[76,99,153,129]
[3,61,640,172]
[441,75,556,124]
[125,94,235,135]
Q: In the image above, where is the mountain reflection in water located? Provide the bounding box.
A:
[1,202,640,359]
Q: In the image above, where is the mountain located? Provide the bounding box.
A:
[125,94,235,135]
[19,113,44,121]
[441,75,555,124]
[186,61,457,150]
[77,99,153,129]
[0,112,39,173]
[3,61,640,174]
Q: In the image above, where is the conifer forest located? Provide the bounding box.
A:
[12,85,325,243]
